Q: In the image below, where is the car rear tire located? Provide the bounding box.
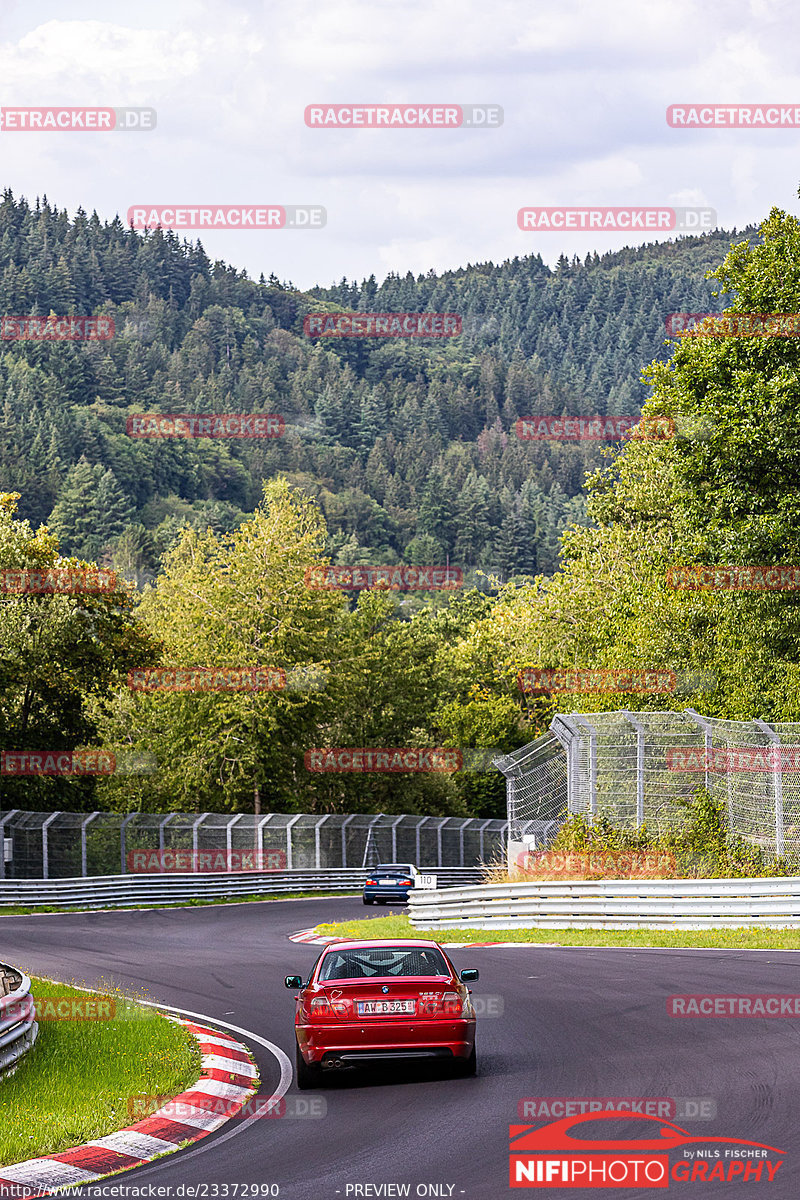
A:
[454,1044,477,1077]
[363,896,374,905]
[295,1041,322,1090]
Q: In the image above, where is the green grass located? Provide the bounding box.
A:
[0,976,202,1167]
[0,890,358,917]
[315,912,800,949]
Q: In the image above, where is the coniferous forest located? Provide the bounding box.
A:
[0,191,738,579]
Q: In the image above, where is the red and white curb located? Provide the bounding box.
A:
[289,927,340,945]
[0,1019,259,1198]
[288,927,561,949]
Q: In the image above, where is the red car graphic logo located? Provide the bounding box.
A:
[510,1111,784,1154]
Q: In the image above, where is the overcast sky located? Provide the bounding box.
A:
[0,0,797,290]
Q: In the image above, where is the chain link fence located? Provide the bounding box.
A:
[0,810,509,880]
[495,710,800,869]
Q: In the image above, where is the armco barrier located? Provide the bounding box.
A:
[407,877,800,931]
[0,965,38,1076]
[0,867,483,909]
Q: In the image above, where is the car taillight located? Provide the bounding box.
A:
[400,879,413,886]
[309,995,351,1019]
[419,991,468,1017]
[365,879,377,886]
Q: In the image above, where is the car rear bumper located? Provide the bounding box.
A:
[363,887,411,901]
[297,1019,476,1065]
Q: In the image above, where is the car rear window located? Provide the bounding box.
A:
[318,947,449,980]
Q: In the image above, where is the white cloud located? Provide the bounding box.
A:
[0,0,795,288]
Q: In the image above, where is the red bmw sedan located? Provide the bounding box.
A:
[285,939,478,1087]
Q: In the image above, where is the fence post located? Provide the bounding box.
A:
[286,814,303,870]
[571,715,597,820]
[458,818,471,866]
[81,812,100,877]
[435,818,448,867]
[415,816,430,866]
[479,818,492,865]
[755,719,784,858]
[42,812,60,880]
[390,814,404,861]
[314,814,330,869]
[158,814,174,852]
[0,811,19,880]
[120,813,137,874]
[341,815,356,868]
[684,708,713,794]
[622,711,645,828]
[191,814,207,855]
[257,814,273,864]
[226,813,244,861]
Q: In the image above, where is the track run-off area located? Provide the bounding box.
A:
[4,896,800,1199]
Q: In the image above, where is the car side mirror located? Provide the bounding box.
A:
[460,968,479,982]
[284,975,303,989]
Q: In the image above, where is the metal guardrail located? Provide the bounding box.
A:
[0,965,38,1076]
[407,877,800,930]
[0,867,485,909]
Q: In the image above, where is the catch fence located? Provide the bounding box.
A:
[0,810,509,880]
[494,710,800,869]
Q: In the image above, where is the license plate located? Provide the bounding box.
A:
[379,879,396,886]
[357,1000,416,1015]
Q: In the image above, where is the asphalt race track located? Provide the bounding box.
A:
[4,897,800,1199]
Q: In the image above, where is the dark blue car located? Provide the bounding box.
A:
[362,863,419,905]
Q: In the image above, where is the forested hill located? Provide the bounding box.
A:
[0,190,753,584]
